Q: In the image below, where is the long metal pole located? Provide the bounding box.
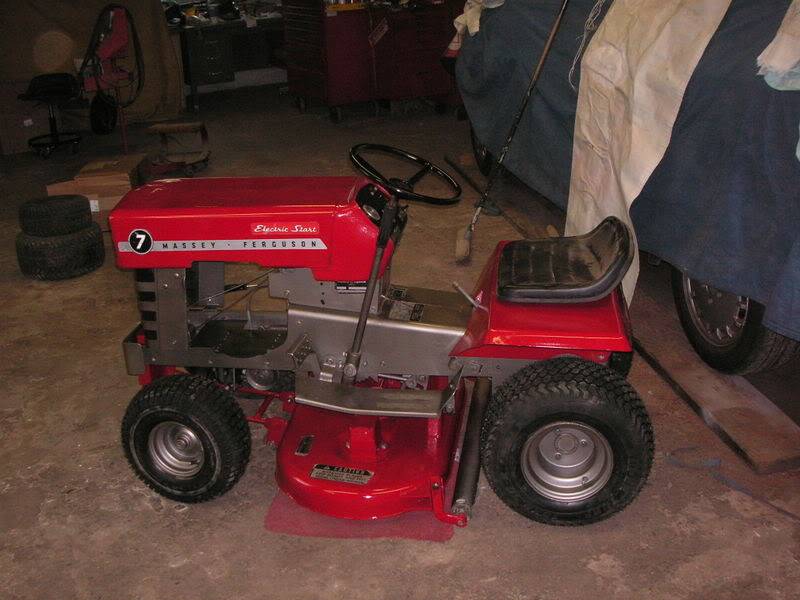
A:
[458,0,572,262]
[481,0,571,203]
[343,197,399,384]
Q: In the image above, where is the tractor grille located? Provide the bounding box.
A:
[135,269,158,342]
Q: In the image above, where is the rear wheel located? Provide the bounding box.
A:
[121,375,251,503]
[672,268,800,374]
[481,357,654,525]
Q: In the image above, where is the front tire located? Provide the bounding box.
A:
[121,375,251,503]
[671,268,800,374]
[481,358,654,526]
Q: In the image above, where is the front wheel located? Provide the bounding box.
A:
[671,268,800,374]
[121,375,251,503]
[481,357,654,526]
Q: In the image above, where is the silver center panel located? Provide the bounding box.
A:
[287,286,472,378]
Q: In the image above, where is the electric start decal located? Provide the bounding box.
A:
[309,464,374,485]
[119,233,327,254]
[250,222,320,235]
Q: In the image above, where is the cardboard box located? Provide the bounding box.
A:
[75,153,146,186]
[46,181,128,232]
[46,153,148,231]
[0,81,59,155]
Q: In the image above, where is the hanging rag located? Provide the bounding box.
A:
[565,0,732,301]
[758,0,800,86]
[446,0,506,58]
[758,0,800,162]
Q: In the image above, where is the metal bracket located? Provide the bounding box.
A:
[295,376,449,418]
[440,367,464,414]
[287,333,314,367]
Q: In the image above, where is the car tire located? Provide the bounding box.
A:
[671,268,800,374]
[481,357,654,526]
[16,223,105,280]
[121,375,251,503]
[18,195,92,237]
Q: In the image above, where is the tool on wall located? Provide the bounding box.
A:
[79,4,144,153]
[454,0,571,263]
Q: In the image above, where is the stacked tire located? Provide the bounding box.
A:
[16,195,105,280]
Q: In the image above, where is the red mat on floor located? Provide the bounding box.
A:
[264,491,454,542]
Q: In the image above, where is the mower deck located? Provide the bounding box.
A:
[275,387,468,524]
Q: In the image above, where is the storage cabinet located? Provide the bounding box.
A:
[284,1,373,112]
[181,18,285,111]
[284,1,458,117]
[182,22,242,88]
[369,3,455,102]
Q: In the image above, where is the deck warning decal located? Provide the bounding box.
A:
[310,464,373,485]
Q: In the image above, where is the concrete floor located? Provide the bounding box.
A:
[1,87,798,600]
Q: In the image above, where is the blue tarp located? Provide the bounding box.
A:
[456,0,800,340]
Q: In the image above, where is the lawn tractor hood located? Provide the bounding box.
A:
[109,176,394,282]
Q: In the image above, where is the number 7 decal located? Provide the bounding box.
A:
[127,229,153,254]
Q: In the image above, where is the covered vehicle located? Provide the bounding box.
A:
[456,0,800,373]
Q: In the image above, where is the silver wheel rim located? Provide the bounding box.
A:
[682,275,749,348]
[243,368,276,391]
[521,421,613,502]
[147,421,205,479]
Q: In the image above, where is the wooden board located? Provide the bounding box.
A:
[630,266,800,474]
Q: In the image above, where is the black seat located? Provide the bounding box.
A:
[18,73,82,157]
[497,217,634,303]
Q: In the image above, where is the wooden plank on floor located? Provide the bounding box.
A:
[631,283,800,474]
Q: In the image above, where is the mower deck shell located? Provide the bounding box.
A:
[276,384,465,521]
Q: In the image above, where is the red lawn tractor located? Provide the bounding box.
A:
[111,145,654,526]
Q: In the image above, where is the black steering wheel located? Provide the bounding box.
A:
[350,144,461,205]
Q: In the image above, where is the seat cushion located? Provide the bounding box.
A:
[18,73,79,102]
[497,217,634,303]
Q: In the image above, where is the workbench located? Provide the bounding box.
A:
[181,16,284,111]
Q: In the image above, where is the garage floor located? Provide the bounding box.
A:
[1,87,798,600]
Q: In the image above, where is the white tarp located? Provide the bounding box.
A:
[758,0,800,76]
[565,0,732,301]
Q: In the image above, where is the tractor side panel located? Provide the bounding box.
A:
[109,176,393,281]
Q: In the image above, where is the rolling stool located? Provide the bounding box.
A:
[18,73,82,158]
